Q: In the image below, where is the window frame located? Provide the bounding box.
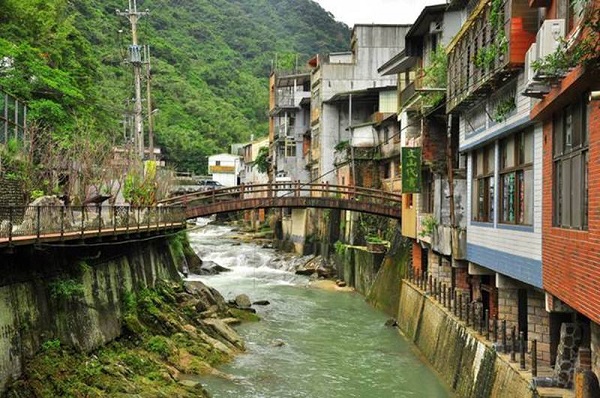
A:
[471,144,495,223]
[553,94,589,230]
[498,129,534,226]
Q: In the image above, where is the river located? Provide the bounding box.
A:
[188,221,452,398]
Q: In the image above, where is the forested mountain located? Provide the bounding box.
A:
[0,0,349,173]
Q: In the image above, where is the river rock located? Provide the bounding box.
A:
[385,318,398,327]
[234,294,252,308]
[272,339,286,347]
[202,319,245,350]
[198,261,231,275]
[253,300,270,306]
[336,280,347,288]
[184,281,228,313]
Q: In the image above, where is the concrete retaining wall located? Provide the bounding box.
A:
[334,246,384,296]
[398,281,534,398]
[0,238,181,392]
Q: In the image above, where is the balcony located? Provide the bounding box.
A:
[446,0,538,113]
[274,125,297,140]
[400,81,417,110]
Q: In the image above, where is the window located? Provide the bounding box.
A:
[285,140,297,157]
[499,130,534,225]
[553,95,589,229]
[421,169,434,213]
[382,162,391,179]
[216,161,221,166]
[472,144,495,222]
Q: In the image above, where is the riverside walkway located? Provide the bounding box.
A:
[0,205,186,249]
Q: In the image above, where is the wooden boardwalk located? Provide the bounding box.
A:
[0,206,186,249]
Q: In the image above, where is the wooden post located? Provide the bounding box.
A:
[531,339,538,377]
[36,206,41,244]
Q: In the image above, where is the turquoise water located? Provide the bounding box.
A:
[188,223,451,398]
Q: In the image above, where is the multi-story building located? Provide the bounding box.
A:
[445,0,552,363]
[522,0,600,382]
[269,71,312,183]
[240,137,269,185]
[381,4,465,294]
[308,25,410,185]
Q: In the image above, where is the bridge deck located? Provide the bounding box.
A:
[161,182,403,220]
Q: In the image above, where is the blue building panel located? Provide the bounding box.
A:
[467,243,543,289]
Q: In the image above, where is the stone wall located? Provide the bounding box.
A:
[0,176,25,221]
[398,281,535,398]
[0,237,181,392]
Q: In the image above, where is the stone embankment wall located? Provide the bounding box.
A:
[398,281,534,398]
[334,245,385,296]
[0,237,181,392]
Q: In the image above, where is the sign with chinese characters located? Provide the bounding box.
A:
[402,147,421,193]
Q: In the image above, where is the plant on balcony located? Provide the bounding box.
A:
[334,140,350,152]
[492,97,516,123]
[421,45,447,108]
[418,214,438,238]
[474,0,508,70]
[532,0,600,78]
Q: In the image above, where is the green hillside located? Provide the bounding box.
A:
[0,0,349,173]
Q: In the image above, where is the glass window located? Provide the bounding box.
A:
[499,129,534,225]
[553,94,589,229]
[472,143,495,222]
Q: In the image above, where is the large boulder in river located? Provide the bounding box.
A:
[296,256,335,278]
[199,261,231,275]
[234,294,252,308]
[184,281,228,313]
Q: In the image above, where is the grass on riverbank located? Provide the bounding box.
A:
[5,281,243,398]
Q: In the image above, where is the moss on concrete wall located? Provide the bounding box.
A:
[0,237,182,392]
[398,281,534,398]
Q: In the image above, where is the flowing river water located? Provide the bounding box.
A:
[188,221,452,398]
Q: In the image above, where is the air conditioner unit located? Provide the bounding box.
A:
[536,19,565,59]
[523,42,551,98]
[524,43,538,87]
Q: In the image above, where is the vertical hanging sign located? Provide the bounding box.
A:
[402,147,422,193]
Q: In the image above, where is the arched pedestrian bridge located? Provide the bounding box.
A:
[159,183,403,220]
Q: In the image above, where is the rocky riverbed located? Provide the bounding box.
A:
[5,277,253,398]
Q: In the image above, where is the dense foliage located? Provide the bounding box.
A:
[0,0,349,173]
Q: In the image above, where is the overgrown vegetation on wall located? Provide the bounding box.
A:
[5,280,240,397]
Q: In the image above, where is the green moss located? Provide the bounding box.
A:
[229,308,260,322]
[49,279,85,300]
[6,280,234,398]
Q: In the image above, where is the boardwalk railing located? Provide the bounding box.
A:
[0,205,186,247]
[160,182,403,219]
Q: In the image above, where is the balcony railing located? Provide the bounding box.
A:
[400,81,417,110]
[275,125,297,139]
[446,0,537,113]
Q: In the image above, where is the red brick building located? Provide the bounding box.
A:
[528,0,600,378]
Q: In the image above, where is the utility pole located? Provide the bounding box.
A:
[145,45,155,161]
[117,0,149,159]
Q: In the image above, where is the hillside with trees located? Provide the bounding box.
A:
[0,0,349,173]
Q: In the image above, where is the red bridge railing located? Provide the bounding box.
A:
[160,182,403,218]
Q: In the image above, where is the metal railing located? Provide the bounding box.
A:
[405,268,544,382]
[161,182,403,208]
[0,205,186,247]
